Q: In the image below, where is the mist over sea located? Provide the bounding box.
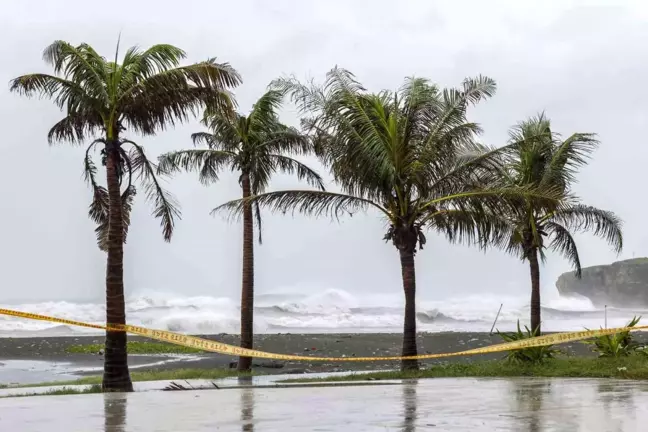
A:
[1,288,644,337]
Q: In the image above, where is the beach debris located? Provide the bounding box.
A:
[163,380,199,391]
[163,382,189,391]
[253,361,284,369]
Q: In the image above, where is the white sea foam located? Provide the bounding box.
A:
[0,288,644,336]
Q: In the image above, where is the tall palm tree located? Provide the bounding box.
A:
[10,40,241,391]
[216,68,559,371]
[502,114,623,334]
[157,89,325,371]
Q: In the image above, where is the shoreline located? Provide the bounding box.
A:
[4,331,648,386]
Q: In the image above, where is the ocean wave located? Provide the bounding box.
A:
[1,289,645,336]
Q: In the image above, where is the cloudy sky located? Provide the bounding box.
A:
[0,0,645,303]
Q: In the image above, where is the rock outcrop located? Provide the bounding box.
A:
[556,258,648,307]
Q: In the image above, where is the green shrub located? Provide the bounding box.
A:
[584,316,644,358]
[497,321,561,364]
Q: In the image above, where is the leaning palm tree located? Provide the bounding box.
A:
[10,40,241,391]
[157,89,324,371]
[216,68,559,371]
[501,114,623,334]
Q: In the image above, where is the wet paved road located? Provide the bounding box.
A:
[1,378,647,431]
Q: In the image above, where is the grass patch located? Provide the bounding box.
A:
[281,355,648,383]
[66,341,204,355]
[1,385,102,398]
[18,368,247,388]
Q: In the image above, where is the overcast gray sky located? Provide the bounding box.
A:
[1,0,645,302]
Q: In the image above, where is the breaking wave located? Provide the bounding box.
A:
[1,289,644,336]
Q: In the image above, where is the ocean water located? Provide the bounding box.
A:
[0,288,645,337]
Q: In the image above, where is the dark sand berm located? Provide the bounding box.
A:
[4,331,645,379]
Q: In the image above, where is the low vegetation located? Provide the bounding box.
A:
[585,317,645,358]
[280,355,648,383]
[0,385,103,398]
[66,341,205,355]
[497,321,561,364]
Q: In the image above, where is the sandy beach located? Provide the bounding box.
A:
[4,331,647,385]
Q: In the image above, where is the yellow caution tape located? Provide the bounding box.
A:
[0,308,645,361]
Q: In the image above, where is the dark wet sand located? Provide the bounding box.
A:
[4,331,646,376]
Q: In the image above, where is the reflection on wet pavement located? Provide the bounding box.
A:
[401,381,416,432]
[1,378,647,431]
[103,393,127,432]
[239,376,254,432]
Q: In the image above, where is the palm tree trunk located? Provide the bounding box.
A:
[102,142,133,392]
[399,248,419,371]
[238,172,255,372]
[529,247,542,335]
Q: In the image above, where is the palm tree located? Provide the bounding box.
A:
[215,68,559,371]
[10,40,241,391]
[157,89,325,371]
[501,114,623,334]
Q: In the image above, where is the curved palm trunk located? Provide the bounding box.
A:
[102,143,133,392]
[399,248,419,371]
[238,172,255,372]
[529,247,542,335]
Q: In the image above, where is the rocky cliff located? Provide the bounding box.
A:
[556,258,648,307]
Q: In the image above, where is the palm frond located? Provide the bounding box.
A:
[93,186,137,252]
[422,75,496,150]
[157,149,234,185]
[41,41,110,103]
[47,112,102,143]
[423,209,512,250]
[119,59,241,135]
[545,221,582,276]
[270,75,326,114]
[84,139,135,251]
[425,142,512,198]
[200,112,245,151]
[190,132,217,148]
[258,128,314,156]
[248,89,284,127]
[419,186,561,219]
[126,141,181,241]
[212,190,387,221]
[540,133,599,189]
[461,75,498,105]
[120,44,186,81]
[267,154,326,191]
[507,112,553,145]
[9,74,86,106]
[85,142,109,229]
[549,204,623,253]
[254,201,263,244]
